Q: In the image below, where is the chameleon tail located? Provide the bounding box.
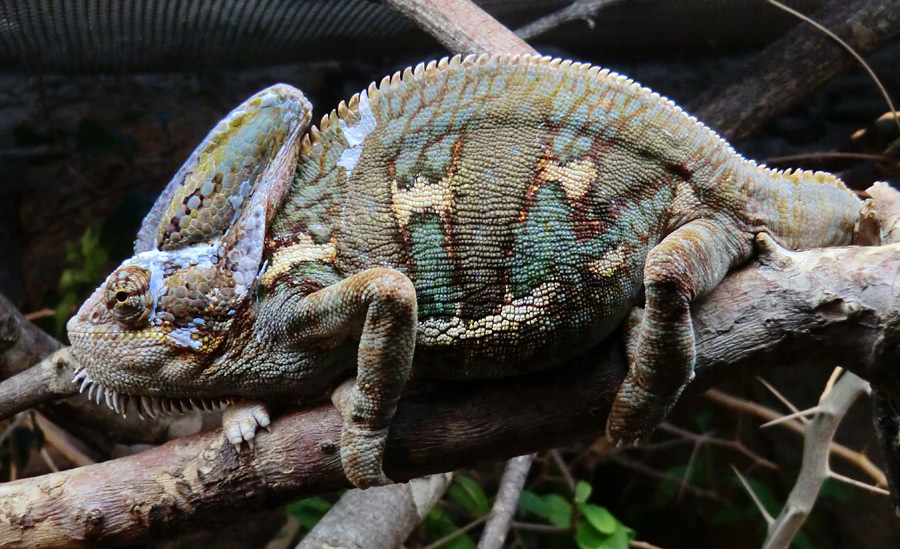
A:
[744,164,861,249]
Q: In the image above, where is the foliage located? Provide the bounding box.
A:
[56,223,109,337]
[519,480,635,549]
[418,472,634,549]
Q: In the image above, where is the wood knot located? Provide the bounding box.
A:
[318,441,339,455]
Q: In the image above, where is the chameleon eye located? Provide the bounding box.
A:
[104,266,153,326]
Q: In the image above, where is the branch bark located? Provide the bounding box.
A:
[381,0,537,55]
[297,473,453,548]
[478,454,534,549]
[2,217,900,546]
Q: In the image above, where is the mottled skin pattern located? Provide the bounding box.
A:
[67,54,861,488]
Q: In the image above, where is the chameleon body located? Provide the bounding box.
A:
[67,54,861,488]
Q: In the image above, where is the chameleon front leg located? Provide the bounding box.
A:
[606,219,751,446]
[262,267,418,488]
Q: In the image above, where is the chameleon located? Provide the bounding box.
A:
[66,53,861,488]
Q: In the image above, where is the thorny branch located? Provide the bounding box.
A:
[3,211,900,545]
[762,372,872,549]
[705,389,887,486]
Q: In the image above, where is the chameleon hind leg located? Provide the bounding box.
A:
[606,219,751,446]
[261,267,418,488]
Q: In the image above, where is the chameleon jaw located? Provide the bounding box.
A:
[71,364,231,418]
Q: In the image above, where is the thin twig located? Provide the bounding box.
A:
[757,377,806,422]
[549,449,577,492]
[630,540,667,549]
[608,454,723,502]
[423,514,489,549]
[760,406,821,428]
[509,521,568,534]
[829,471,890,495]
[515,0,623,40]
[658,423,778,470]
[478,454,535,549]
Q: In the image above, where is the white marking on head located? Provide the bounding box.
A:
[167,326,202,349]
[121,241,223,323]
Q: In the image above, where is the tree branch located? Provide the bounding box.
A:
[762,372,871,548]
[2,212,900,545]
[691,0,900,141]
[298,473,453,548]
[478,454,534,549]
[381,0,537,55]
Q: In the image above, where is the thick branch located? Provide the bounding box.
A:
[0,293,62,380]
[691,0,900,141]
[2,234,900,546]
[298,473,453,548]
[382,0,537,55]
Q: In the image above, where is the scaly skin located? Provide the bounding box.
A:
[67,54,861,488]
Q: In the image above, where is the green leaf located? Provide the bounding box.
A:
[578,503,617,535]
[576,520,634,549]
[574,480,592,504]
[576,521,609,549]
[519,491,573,528]
[603,522,635,549]
[446,475,491,515]
[423,507,477,549]
[518,490,551,518]
[543,493,573,528]
[285,497,332,530]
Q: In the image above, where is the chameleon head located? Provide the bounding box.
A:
[65,83,313,415]
[66,243,251,412]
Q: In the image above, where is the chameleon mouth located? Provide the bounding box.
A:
[72,365,231,418]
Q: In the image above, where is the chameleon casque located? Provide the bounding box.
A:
[66,54,861,488]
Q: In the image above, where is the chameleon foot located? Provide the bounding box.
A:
[340,424,392,489]
[332,379,393,488]
[223,400,271,451]
[605,380,672,447]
